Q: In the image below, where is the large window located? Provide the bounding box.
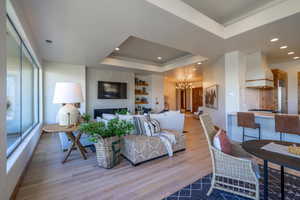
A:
[6,16,39,156]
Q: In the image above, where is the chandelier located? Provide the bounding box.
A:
[175,79,192,90]
[175,66,195,90]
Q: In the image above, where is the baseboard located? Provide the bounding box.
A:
[9,130,42,200]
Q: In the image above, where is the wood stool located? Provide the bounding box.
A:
[275,114,300,141]
[237,112,261,142]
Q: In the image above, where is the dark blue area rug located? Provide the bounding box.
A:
[164,166,300,200]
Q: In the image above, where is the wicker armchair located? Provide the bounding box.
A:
[200,114,260,200]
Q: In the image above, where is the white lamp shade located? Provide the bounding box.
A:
[53,82,83,104]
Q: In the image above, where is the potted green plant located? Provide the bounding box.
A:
[115,109,129,115]
[79,119,134,168]
[81,113,91,123]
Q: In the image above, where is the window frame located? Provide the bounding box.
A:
[6,14,40,157]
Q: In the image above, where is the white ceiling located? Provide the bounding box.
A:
[15,0,300,73]
[182,0,281,25]
[17,0,224,67]
[164,64,202,82]
[110,36,190,65]
[13,0,220,68]
[225,12,300,64]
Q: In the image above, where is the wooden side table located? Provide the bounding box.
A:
[42,124,87,163]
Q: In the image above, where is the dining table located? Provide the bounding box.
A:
[242,140,300,200]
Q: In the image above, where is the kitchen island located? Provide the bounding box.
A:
[227,112,300,143]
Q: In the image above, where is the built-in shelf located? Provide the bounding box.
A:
[135,92,149,95]
[135,102,149,105]
[135,83,149,86]
[135,76,150,113]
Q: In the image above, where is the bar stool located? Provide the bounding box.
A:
[275,114,300,141]
[237,112,261,142]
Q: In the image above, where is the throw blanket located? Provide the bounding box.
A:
[153,131,176,157]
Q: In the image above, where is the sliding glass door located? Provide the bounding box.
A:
[6,16,40,156]
[6,19,22,154]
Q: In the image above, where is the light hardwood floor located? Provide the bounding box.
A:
[15,116,212,200]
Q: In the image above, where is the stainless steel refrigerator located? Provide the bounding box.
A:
[277,79,287,113]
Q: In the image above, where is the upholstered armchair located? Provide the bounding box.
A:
[199,114,260,200]
[193,106,204,119]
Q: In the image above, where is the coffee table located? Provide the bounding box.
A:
[42,124,87,163]
[242,140,300,200]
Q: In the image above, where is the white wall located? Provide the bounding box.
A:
[203,52,260,130]
[86,67,135,117]
[0,0,8,198]
[164,78,176,110]
[224,51,260,112]
[44,65,163,119]
[271,60,300,114]
[225,51,242,114]
[202,56,226,129]
[149,74,165,112]
[43,62,86,124]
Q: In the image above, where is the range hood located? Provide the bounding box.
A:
[245,51,274,88]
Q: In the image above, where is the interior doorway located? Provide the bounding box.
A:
[180,90,185,109]
[176,87,203,113]
[192,87,203,112]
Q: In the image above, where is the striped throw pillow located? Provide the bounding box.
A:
[143,120,155,136]
[133,116,147,135]
[149,119,161,133]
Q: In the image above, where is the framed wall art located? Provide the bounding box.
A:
[205,84,218,109]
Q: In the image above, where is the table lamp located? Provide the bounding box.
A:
[53,82,83,127]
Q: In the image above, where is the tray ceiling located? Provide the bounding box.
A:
[182,0,281,25]
[110,36,191,65]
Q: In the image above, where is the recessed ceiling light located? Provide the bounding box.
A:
[270,38,279,42]
[115,47,120,51]
[288,52,295,55]
[157,57,162,60]
[294,57,299,60]
[45,40,53,44]
[280,46,288,49]
[197,62,202,65]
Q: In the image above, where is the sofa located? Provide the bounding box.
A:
[121,129,185,166]
[150,111,185,133]
[58,111,186,166]
[121,111,186,166]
